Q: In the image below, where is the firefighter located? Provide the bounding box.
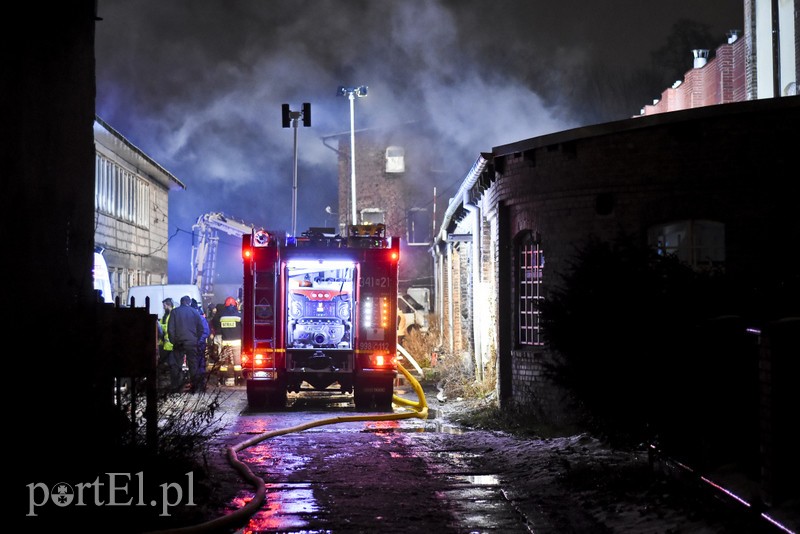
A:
[158,298,174,387]
[218,296,243,385]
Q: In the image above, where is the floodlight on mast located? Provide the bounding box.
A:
[336,85,368,225]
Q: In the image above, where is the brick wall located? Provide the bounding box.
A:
[508,98,795,415]
[334,124,450,290]
[438,97,799,419]
[640,36,747,115]
[642,0,798,113]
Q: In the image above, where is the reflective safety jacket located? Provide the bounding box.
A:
[160,312,174,351]
[218,305,242,341]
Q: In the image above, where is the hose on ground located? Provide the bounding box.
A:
[146,361,428,533]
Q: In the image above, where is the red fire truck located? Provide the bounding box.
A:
[240,224,400,410]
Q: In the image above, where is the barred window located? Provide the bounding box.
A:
[518,233,544,346]
[95,153,150,228]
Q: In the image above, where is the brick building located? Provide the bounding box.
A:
[435,94,799,506]
[324,122,452,295]
[437,96,798,408]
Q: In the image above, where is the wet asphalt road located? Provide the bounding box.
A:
[201,383,532,533]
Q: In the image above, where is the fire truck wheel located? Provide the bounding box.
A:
[374,387,394,411]
[353,388,370,410]
[268,389,288,409]
[353,380,394,411]
[246,382,270,408]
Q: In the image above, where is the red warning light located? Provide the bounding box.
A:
[243,247,252,259]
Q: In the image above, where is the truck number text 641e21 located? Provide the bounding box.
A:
[360,276,391,288]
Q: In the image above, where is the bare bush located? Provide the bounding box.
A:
[409,316,497,401]
[117,383,228,466]
[398,319,438,369]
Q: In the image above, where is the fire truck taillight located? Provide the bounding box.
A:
[253,351,274,369]
[367,353,396,368]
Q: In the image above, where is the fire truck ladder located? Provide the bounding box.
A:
[253,267,279,351]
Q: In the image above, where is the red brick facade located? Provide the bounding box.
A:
[640,0,798,115]
[639,33,748,115]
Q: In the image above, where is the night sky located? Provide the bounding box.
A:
[94,0,743,285]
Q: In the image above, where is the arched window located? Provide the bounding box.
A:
[517,231,544,346]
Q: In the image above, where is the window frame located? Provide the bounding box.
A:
[95,153,151,228]
[517,231,544,347]
[648,219,725,271]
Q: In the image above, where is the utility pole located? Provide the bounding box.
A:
[282,102,311,236]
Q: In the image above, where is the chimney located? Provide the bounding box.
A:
[726,30,740,44]
[692,49,709,68]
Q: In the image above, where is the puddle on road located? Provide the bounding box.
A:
[428,450,482,459]
[434,422,464,434]
[233,482,325,532]
[439,482,525,532]
[242,446,310,470]
[457,474,500,485]
[422,450,487,473]
[227,473,505,533]
[223,407,507,532]
[357,421,463,434]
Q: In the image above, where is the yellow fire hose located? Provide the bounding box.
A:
[149,361,428,533]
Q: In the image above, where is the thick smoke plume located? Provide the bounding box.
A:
[95,0,741,284]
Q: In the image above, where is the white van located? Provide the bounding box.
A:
[127,284,203,317]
